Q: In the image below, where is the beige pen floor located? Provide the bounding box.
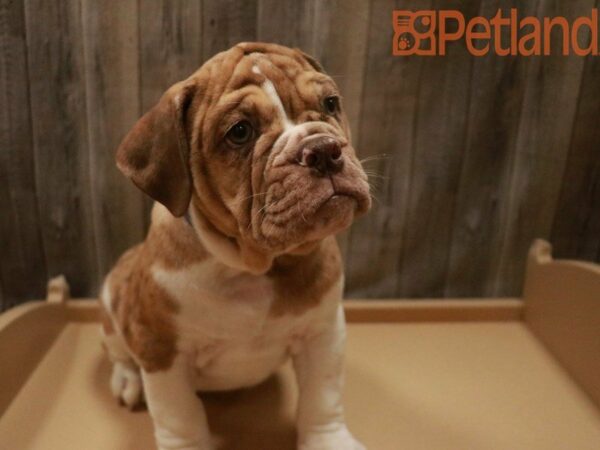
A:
[1,321,600,450]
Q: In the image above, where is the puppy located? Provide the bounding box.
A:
[100,42,371,450]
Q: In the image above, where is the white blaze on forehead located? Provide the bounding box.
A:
[252,65,294,131]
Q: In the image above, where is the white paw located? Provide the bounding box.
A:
[155,433,216,450]
[110,361,144,408]
[299,426,366,450]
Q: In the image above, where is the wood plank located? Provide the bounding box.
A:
[81,0,147,280]
[3,315,600,449]
[257,0,320,55]
[396,0,480,297]
[445,0,538,297]
[138,0,203,221]
[524,239,600,411]
[8,297,523,325]
[23,0,98,297]
[138,0,203,111]
[494,0,596,297]
[202,0,257,58]
[316,0,370,144]
[551,2,600,263]
[0,0,47,309]
[345,298,523,323]
[345,0,431,298]
[0,300,66,415]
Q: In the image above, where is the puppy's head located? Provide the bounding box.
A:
[117,43,370,270]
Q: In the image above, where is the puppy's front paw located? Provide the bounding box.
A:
[110,361,144,409]
[155,434,217,450]
[299,426,366,450]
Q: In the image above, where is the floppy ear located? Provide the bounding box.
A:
[295,48,324,73]
[116,81,196,217]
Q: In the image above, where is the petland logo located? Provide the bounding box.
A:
[393,9,599,56]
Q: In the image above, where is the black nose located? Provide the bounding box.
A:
[298,138,343,175]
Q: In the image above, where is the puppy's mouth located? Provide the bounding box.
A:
[314,189,361,219]
[314,191,356,220]
[254,174,370,250]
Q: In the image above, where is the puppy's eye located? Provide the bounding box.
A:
[226,120,254,146]
[323,96,340,115]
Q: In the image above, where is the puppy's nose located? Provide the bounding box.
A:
[298,138,343,175]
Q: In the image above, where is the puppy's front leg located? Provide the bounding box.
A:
[141,355,212,450]
[293,304,365,450]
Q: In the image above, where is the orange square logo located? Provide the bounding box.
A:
[392,10,437,55]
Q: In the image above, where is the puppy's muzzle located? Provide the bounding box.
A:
[297,135,344,176]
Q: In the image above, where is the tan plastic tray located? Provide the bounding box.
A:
[1,240,599,450]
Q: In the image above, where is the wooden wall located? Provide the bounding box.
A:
[1,0,598,309]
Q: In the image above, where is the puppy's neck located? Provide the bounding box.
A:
[150,202,271,274]
[150,203,327,276]
[188,205,275,275]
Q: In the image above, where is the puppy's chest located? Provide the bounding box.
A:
[152,261,321,350]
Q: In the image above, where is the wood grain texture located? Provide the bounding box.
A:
[257,0,321,54]
[444,0,538,297]
[23,0,98,297]
[551,25,600,262]
[345,0,430,297]
[82,0,147,279]
[494,0,596,296]
[139,0,203,110]
[202,0,258,58]
[0,0,47,310]
[318,0,370,142]
[396,0,480,297]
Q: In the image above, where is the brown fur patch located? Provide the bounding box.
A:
[105,214,207,373]
[116,82,195,217]
[146,213,208,270]
[100,306,115,335]
[267,236,342,317]
[113,264,179,373]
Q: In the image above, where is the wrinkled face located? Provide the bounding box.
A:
[189,43,371,253]
[117,43,370,259]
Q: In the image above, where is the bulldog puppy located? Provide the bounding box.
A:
[100,42,371,450]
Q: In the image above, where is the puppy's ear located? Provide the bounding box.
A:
[116,81,196,217]
[295,48,324,73]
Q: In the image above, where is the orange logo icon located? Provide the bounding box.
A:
[393,10,437,56]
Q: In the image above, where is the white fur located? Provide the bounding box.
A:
[100,280,112,313]
[294,304,365,450]
[253,64,294,131]
[110,361,143,408]
[151,259,342,391]
[142,354,213,450]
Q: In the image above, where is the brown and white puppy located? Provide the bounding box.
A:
[100,42,371,450]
